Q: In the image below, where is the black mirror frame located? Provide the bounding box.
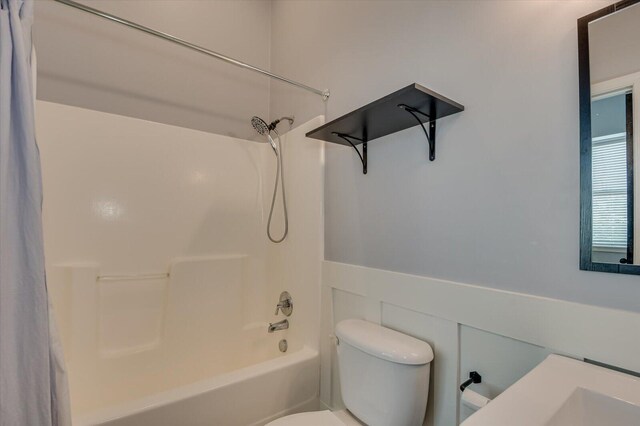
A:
[579,0,640,275]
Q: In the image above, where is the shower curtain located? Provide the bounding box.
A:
[0,0,70,424]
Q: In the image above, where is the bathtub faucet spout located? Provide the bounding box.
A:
[268,319,289,333]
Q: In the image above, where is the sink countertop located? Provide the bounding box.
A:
[461,354,640,426]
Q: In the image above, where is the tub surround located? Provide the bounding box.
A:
[38,102,324,424]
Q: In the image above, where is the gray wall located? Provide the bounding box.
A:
[269,0,640,313]
[34,0,271,139]
[35,1,640,313]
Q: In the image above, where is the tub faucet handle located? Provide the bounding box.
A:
[274,299,291,315]
[274,291,293,317]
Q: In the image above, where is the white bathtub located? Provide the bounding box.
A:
[77,347,319,426]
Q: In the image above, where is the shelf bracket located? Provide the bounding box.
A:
[332,132,368,174]
[398,104,437,161]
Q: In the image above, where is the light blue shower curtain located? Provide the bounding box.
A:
[0,0,70,424]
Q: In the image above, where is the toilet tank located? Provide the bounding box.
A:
[335,319,433,426]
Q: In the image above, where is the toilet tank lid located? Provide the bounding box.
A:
[335,319,434,365]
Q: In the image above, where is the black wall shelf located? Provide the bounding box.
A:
[305,83,464,174]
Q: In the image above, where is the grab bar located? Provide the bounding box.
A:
[97,272,170,282]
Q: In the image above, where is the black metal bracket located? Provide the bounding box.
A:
[398,104,436,161]
[460,371,482,392]
[332,132,368,174]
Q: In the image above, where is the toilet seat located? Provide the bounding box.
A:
[266,410,362,426]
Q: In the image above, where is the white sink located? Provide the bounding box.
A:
[462,354,640,426]
[545,387,640,426]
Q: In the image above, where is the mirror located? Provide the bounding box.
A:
[579,0,640,274]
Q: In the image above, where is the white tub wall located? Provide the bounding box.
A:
[98,274,168,357]
[37,100,272,353]
[37,101,325,419]
[36,100,268,413]
[37,101,269,275]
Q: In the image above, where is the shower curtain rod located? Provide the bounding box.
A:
[52,0,330,100]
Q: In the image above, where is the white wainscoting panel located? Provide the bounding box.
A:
[322,261,640,425]
[458,326,552,422]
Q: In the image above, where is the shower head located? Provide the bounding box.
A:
[250,117,288,243]
[251,116,278,154]
[251,116,270,136]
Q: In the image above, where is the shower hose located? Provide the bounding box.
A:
[267,129,288,243]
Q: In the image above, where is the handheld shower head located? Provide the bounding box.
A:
[251,116,269,136]
[249,116,289,244]
[251,116,277,154]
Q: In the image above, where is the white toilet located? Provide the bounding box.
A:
[267,319,434,426]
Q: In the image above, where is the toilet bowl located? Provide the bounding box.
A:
[266,319,434,426]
